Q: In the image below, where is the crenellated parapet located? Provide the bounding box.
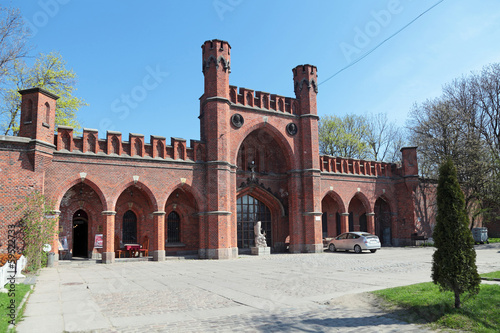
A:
[228,85,299,114]
[55,127,206,162]
[319,155,395,177]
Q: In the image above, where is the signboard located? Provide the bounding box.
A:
[58,236,68,250]
[94,234,103,248]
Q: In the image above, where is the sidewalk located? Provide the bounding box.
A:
[16,245,500,332]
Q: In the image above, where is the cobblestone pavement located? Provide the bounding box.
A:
[17,244,500,332]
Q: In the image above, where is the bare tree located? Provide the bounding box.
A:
[443,63,500,224]
[0,6,31,85]
[365,112,405,162]
[408,94,493,227]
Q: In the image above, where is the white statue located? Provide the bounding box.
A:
[254,221,267,247]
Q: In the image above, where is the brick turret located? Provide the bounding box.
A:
[291,64,322,253]
[200,39,231,144]
[293,64,320,170]
[201,39,231,100]
[401,147,418,177]
[18,88,59,144]
[199,39,236,259]
[293,64,318,116]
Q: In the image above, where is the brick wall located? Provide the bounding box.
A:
[0,39,430,259]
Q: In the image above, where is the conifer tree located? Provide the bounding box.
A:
[431,157,480,308]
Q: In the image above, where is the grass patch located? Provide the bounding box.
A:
[373,282,500,332]
[0,283,32,332]
[488,238,500,243]
[481,271,500,280]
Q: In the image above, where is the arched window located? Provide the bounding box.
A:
[45,102,50,124]
[122,210,137,243]
[167,211,180,243]
[237,195,271,249]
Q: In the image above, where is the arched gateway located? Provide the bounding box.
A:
[0,39,423,263]
[237,195,272,251]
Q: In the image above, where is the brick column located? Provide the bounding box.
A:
[101,211,116,264]
[366,212,375,234]
[152,211,165,261]
[288,174,303,253]
[302,169,323,253]
[303,212,323,253]
[340,213,349,233]
[48,210,61,267]
[198,214,208,258]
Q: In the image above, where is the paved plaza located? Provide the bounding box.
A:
[16,244,500,332]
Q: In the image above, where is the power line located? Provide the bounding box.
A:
[318,0,446,86]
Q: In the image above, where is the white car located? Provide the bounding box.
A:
[328,232,381,253]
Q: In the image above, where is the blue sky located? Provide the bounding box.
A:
[13,0,500,142]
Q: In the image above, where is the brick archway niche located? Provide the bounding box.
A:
[236,128,290,253]
[58,183,104,260]
[115,185,154,257]
[375,197,392,246]
[321,191,345,239]
[164,188,200,257]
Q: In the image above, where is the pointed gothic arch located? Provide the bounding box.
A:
[232,122,294,170]
[347,192,370,232]
[321,190,346,238]
[236,186,286,252]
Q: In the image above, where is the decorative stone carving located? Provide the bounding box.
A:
[231,113,244,128]
[286,123,298,136]
[254,221,267,247]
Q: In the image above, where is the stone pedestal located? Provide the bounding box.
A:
[251,247,270,256]
[102,252,115,264]
[153,250,165,261]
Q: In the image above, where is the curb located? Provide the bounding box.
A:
[481,277,500,282]
[7,284,33,332]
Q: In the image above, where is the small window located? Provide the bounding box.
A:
[26,100,33,122]
[45,102,50,124]
[167,211,180,243]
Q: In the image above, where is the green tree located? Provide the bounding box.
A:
[431,158,480,309]
[319,114,370,159]
[15,191,58,272]
[1,52,87,135]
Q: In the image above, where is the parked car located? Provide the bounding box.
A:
[328,232,381,253]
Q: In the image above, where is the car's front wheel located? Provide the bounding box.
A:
[370,249,377,253]
[354,245,362,253]
[329,243,336,252]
